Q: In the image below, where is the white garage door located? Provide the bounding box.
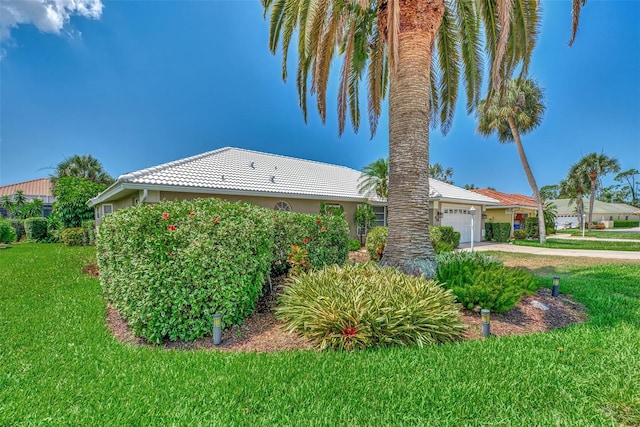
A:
[441,207,480,243]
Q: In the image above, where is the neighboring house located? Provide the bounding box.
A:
[472,188,538,234]
[88,147,499,242]
[0,178,55,217]
[550,198,640,229]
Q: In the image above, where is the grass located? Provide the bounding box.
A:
[514,238,640,251]
[1,243,639,425]
[555,229,640,240]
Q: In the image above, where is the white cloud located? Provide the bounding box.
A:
[0,0,103,41]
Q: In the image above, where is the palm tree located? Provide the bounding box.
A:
[359,158,389,198]
[52,154,114,187]
[262,0,587,277]
[560,162,589,229]
[0,195,14,218]
[476,78,547,243]
[576,153,620,230]
[429,163,454,184]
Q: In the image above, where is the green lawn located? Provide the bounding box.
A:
[1,244,639,425]
[515,238,640,251]
[555,229,640,240]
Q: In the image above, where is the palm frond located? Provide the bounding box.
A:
[436,4,460,135]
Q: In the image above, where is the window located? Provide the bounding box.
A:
[102,204,113,216]
[373,206,387,226]
[274,201,292,211]
[95,207,101,220]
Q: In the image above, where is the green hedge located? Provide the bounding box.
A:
[9,219,25,242]
[365,226,388,261]
[82,220,96,246]
[24,217,49,242]
[438,226,461,249]
[0,219,17,243]
[613,220,640,228]
[366,225,458,261]
[272,211,349,275]
[524,217,538,238]
[61,228,85,246]
[97,199,275,343]
[486,222,511,242]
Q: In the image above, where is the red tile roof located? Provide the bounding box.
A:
[471,188,537,208]
[0,178,53,197]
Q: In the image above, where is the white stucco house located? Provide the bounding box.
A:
[88,147,499,243]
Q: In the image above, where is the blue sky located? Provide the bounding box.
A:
[1,0,638,196]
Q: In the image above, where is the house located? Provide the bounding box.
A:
[550,198,640,228]
[88,147,499,242]
[0,178,55,217]
[471,188,538,234]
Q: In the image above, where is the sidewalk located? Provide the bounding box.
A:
[458,241,640,260]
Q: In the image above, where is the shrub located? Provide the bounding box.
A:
[82,220,96,245]
[51,177,106,228]
[513,229,528,240]
[366,226,388,261]
[434,241,453,254]
[613,220,639,228]
[97,199,275,343]
[0,219,17,243]
[439,226,460,249]
[485,223,494,241]
[491,223,511,242]
[276,263,466,350]
[596,222,606,230]
[61,228,85,246]
[436,251,537,313]
[525,217,538,238]
[272,211,349,275]
[428,226,442,248]
[9,219,25,241]
[24,217,49,242]
[349,238,361,251]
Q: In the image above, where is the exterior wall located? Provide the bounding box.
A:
[485,207,537,235]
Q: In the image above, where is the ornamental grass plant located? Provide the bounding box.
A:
[276,263,466,350]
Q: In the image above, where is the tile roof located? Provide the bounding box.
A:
[472,188,537,208]
[550,198,640,216]
[0,178,53,198]
[92,147,500,205]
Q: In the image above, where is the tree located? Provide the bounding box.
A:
[358,158,389,199]
[463,184,478,190]
[429,163,454,184]
[560,162,589,229]
[51,154,114,187]
[576,152,620,230]
[615,168,639,207]
[262,0,586,277]
[51,177,106,228]
[0,195,15,218]
[476,78,547,243]
[539,184,560,201]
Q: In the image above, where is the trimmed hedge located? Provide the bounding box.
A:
[524,217,538,238]
[613,220,639,228]
[9,220,25,241]
[438,226,461,249]
[486,222,511,242]
[272,211,349,275]
[24,217,49,242]
[97,199,275,343]
[61,228,85,246]
[82,220,96,246]
[0,219,17,243]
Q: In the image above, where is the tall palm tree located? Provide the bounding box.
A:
[52,154,114,187]
[429,163,454,184]
[262,0,587,277]
[476,78,547,243]
[576,152,620,230]
[560,162,589,229]
[359,158,389,198]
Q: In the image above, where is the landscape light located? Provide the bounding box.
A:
[213,313,222,345]
[481,309,490,338]
[552,277,560,297]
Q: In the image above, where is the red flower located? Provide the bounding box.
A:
[302,238,308,244]
[342,325,357,337]
[162,212,170,220]
[214,216,221,224]
[316,219,322,224]
[321,226,327,232]
[189,211,195,217]
[167,225,176,231]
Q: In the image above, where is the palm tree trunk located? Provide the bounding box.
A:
[507,117,546,244]
[576,189,584,229]
[380,0,445,278]
[588,174,596,230]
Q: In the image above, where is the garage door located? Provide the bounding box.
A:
[441,207,479,243]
